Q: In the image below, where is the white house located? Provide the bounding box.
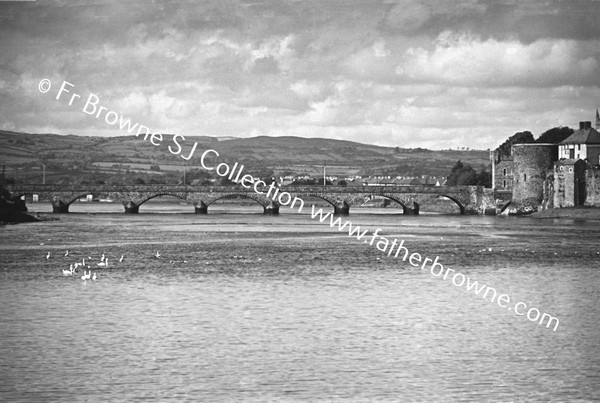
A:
[559,121,600,164]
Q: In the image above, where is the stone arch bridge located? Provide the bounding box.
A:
[6,184,494,215]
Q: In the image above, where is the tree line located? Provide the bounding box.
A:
[445,126,574,187]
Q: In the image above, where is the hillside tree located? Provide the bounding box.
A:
[535,127,573,144]
[496,131,534,159]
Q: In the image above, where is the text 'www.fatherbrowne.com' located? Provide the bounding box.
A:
[308,206,559,331]
[39,78,560,332]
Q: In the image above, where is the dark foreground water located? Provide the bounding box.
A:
[1,203,599,401]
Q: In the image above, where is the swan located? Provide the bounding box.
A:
[82,258,86,267]
[64,250,69,257]
[119,255,124,262]
[97,259,108,268]
[62,267,73,276]
[100,253,105,262]
[81,270,91,280]
[46,252,51,259]
[92,272,97,281]
[155,251,160,258]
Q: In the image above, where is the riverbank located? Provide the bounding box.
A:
[0,212,60,224]
[531,207,600,220]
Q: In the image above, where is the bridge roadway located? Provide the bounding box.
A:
[6,184,495,215]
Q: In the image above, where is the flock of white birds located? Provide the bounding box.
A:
[47,250,129,281]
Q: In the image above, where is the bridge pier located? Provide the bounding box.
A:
[403,201,420,215]
[333,201,350,215]
[263,201,279,215]
[51,200,69,213]
[195,201,208,214]
[124,201,139,214]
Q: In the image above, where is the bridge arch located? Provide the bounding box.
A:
[301,194,349,215]
[131,193,191,212]
[138,193,188,206]
[62,193,97,206]
[438,195,466,215]
[13,191,98,213]
[302,194,338,208]
[204,193,279,214]
[377,194,420,215]
[206,193,265,206]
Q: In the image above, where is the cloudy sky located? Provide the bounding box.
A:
[1,0,600,149]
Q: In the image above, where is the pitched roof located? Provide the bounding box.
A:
[557,159,581,165]
[560,127,600,145]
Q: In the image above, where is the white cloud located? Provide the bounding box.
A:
[114,92,149,116]
[373,40,391,58]
[397,32,600,87]
[290,80,324,99]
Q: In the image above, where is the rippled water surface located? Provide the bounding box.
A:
[1,203,599,401]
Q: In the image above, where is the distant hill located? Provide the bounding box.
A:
[0,130,491,184]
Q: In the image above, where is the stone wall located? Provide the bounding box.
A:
[512,144,558,207]
[494,157,514,191]
[585,168,600,207]
[553,160,586,207]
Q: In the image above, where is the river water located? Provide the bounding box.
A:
[1,202,599,401]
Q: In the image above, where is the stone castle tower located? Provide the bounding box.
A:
[596,108,600,130]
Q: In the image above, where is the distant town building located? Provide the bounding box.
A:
[393,177,422,186]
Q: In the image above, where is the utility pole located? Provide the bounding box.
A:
[323,161,326,186]
[42,163,46,185]
[183,163,186,186]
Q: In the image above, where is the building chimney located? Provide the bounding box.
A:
[580,121,585,129]
[584,121,592,129]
